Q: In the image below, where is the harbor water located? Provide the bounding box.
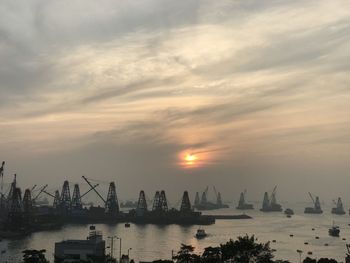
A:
[1,202,349,262]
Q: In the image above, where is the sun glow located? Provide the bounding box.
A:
[184,153,198,167]
[185,154,197,162]
[178,147,222,169]
[179,151,202,169]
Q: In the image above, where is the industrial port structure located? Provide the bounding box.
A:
[1,160,350,238]
[0,161,215,237]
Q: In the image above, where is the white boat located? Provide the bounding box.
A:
[195,228,207,239]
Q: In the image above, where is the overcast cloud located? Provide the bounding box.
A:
[1,0,350,205]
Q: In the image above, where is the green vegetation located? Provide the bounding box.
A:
[22,249,49,263]
[152,235,340,263]
[171,235,285,263]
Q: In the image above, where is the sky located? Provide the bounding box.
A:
[1,0,350,205]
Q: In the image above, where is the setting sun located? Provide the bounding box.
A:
[178,151,203,169]
[185,154,197,162]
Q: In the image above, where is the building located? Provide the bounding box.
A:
[54,225,105,262]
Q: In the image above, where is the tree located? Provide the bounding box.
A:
[174,244,200,263]
[202,246,222,263]
[22,249,49,263]
[220,235,274,263]
[317,259,338,263]
[303,258,317,263]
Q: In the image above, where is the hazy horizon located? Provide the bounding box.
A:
[1,0,350,204]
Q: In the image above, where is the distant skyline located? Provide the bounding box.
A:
[1,0,350,203]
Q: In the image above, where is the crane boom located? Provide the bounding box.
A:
[308,192,315,204]
[42,190,56,199]
[81,183,99,198]
[82,176,106,203]
[33,184,48,201]
[272,185,277,195]
[213,186,218,198]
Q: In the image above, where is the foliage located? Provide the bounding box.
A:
[303,258,317,263]
[220,235,274,263]
[173,235,279,263]
[174,244,200,263]
[201,246,221,263]
[317,259,338,263]
[22,249,49,263]
[303,257,338,263]
[172,236,338,263]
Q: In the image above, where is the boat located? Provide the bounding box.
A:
[331,197,346,215]
[260,186,282,212]
[304,193,323,214]
[284,208,294,216]
[329,222,340,237]
[236,190,254,210]
[195,228,207,239]
[125,223,130,228]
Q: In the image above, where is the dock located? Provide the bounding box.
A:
[213,214,252,220]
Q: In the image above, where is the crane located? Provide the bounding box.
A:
[308,192,316,205]
[0,161,5,195]
[204,186,209,197]
[243,189,248,199]
[213,186,218,199]
[42,183,99,200]
[271,186,277,196]
[81,183,100,198]
[43,190,56,199]
[32,184,48,202]
[82,176,106,203]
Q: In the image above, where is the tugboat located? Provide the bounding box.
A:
[331,198,346,215]
[284,208,294,217]
[195,228,207,239]
[304,192,323,214]
[329,222,340,237]
[236,190,254,210]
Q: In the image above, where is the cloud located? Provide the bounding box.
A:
[1,0,350,201]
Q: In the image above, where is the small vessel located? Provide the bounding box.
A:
[236,190,254,210]
[284,208,294,216]
[125,223,131,228]
[195,228,207,239]
[304,192,323,214]
[331,198,346,215]
[329,222,340,237]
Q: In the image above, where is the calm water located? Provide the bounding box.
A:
[1,203,349,262]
